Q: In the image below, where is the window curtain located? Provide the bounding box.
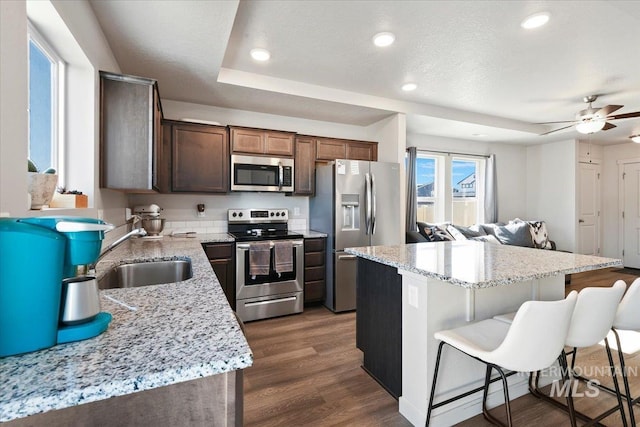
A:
[484,154,498,223]
[406,146,418,232]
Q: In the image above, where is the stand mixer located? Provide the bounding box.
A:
[0,216,115,357]
[134,204,165,237]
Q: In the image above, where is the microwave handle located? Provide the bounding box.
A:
[278,161,283,191]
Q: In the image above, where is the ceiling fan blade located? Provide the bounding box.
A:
[596,105,623,116]
[535,120,576,125]
[608,111,640,120]
[539,124,575,136]
[602,122,617,131]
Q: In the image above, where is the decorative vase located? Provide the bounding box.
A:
[27,173,58,209]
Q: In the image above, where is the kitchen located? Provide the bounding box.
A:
[2,1,640,427]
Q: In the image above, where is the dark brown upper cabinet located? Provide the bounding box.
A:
[229,126,295,157]
[294,136,316,196]
[100,71,164,192]
[316,137,378,162]
[170,121,229,193]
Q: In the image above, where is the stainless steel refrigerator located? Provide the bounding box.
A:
[310,159,401,312]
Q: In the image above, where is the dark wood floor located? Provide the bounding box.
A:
[243,268,640,426]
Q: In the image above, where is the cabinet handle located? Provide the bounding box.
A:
[338,254,357,260]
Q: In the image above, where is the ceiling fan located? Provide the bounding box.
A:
[539,95,640,136]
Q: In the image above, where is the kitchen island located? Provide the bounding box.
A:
[346,241,622,427]
[1,235,251,426]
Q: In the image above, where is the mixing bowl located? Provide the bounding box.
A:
[141,218,165,236]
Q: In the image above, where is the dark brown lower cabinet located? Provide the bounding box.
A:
[356,257,402,399]
[203,243,235,310]
[304,237,326,304]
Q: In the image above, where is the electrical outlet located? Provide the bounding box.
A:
[97,209,104,220]
[408,285,419,308]
[293,207,300,216]
[197,211,205,218]
[125,208,132,221]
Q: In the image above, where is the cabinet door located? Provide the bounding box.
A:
[230,127,264,154]
[265,131,294,156]
[304,237,326,304]
[172,124,229,192]
[294,137,315,195]
[100,73,156,191]
[210,259,235,310]
[316,138,347,160]
[347,141,378,161]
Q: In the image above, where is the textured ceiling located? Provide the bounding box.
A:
[90,0,640,145]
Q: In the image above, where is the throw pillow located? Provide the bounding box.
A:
[511,218,553,250]
[446,225,467,241]
[422,225,454,242]
[491,222,534,247]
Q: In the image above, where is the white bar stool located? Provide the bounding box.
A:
[495,281,628,426]
[426,292,578,427]
[610,278,640,426]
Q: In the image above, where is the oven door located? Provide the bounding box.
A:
[235,239,304,300]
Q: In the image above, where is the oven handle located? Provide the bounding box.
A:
[236,240,304,250]
[244,295,297,307]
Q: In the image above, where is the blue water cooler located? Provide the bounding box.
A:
[0,216,114,357]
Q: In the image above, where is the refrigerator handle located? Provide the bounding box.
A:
[365,173,372,235]
[371,173,376,234]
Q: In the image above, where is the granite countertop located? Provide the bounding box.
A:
[0,237,252,422]
[346,241,622,289]
[292,229,327,238]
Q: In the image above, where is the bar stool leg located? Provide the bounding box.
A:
[613,329,636,427]
[604,336,629,427]
[426,341,446,427]
[481,364,513,427]
[559,350,578,427]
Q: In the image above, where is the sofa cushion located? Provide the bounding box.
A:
[446,225,467,241]
[470,235,502,244]
[490,222,534,247]
[406,231,428,243]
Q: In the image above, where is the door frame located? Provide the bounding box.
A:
[617,158,640,260]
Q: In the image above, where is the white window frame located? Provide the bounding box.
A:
[27,21,65,185]
[415,151,486,225]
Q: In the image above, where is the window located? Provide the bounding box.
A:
[28,22,63,177]
[414,152,485,226]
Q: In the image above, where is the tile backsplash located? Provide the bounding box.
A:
[164,218,308,236]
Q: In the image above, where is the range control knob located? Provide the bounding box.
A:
[238,212,243,217]
[276,212,280,217]
[280,211,286,217]
[232,212,237,217]
[270,212,275,217]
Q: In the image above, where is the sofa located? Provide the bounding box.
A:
[407,219,556,250]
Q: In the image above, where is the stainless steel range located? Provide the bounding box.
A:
[228,208,304,322]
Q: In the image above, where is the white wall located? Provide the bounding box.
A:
[0,1,29,216]
[526,140,577,252]
[601,142,640,258]
[406,134,528,223]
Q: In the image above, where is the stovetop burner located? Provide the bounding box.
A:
[227,208,302,242]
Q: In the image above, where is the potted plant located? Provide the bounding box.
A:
[27,159,58,209]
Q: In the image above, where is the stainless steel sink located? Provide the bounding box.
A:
[98,260,193,289]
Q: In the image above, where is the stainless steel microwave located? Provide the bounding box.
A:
[230,154,294,192]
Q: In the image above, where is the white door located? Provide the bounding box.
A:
[578,162,601,255]
[623,163,640,268]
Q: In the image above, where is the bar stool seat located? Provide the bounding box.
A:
[426,292,578,426]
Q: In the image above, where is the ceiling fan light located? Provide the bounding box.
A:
[373,32,395,47]
[630,135,640,143]
[576,119,606,134]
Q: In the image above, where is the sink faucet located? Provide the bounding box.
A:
[90,228,147,271]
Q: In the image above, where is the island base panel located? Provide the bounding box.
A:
[4,370,243,427]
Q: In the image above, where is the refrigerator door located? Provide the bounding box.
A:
[333,159,370,251]
[334,250,358,311]
[370,161,402,247]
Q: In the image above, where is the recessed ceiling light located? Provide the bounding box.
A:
[630,135,640,143]
[373,32,395,47]
[250,48,270,61]
[521,12,550,29]
[401,83,417,91]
